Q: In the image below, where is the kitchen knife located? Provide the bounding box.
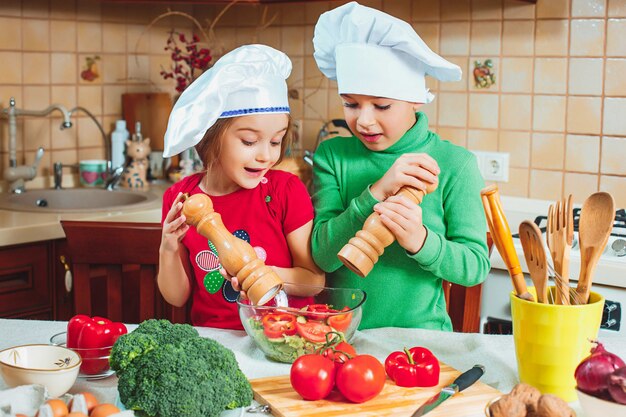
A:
[411,364,485,417]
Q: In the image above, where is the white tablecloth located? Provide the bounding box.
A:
[2,319,625,416]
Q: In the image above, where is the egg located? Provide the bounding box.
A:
[89,404,120,417]
[36,398,69,417]
[70,392,99,414]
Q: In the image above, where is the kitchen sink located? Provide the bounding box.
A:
[0,188,159,213]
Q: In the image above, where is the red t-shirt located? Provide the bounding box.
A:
[161,169,314,329]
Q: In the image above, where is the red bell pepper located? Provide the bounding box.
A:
[66,315,127,375]
[385,346,440,387]
[262,313,297,338]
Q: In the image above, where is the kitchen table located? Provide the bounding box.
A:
[2,319,625,416]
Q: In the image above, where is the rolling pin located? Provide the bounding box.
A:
[338,182,437,277]
[481,185,534,301]
[181,193,283,305]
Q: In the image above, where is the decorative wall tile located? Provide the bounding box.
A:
[102,23,126,53]
[533,95,566,132]
[51,52,77,84]
[0,17,22,50]
[412,0,441,21]
[499,131,530,167]
[568,58,604,96]
[606,19,626,56]
[470,21,501,56]
[572,0,606,18]
[601,136,626,175]
[498,167,529,197]
[536,20,569,56]
[605,59,626,96]
[435,127,467,148]
[414,22,440,53]
[570,19,605,57]
[440,56,468,91]
[470,57,498,91]
[534,58,567,95]
[472,0,502,20]
[77,85,102,115]
[500,95,531,131]
[502,20,534,56]
[51,20,76,52]
[564,173,599,204]
[503,0,535,20]
[530,169,563,200]
[51,86,76,108]
[23,19,50,51]
[567,97,602,135]
[441,0,470,21]
[532,133,565,170]
[602,98,626,136]
[565,134,600,173]
[77,21,101,53]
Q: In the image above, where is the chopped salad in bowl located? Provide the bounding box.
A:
[238,284,366,363]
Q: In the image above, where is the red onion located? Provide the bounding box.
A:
[575,341,626,395]
[608,367,626,405]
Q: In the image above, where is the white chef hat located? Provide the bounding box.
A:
[163,44,292,158]
[313,1,461,103]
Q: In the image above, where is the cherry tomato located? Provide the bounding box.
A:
[327,307,352,332]
[262,313,297,338]
[296,321,332,343]
[336,355,386,403]
[322,341,357,372]
[290,354,336,400]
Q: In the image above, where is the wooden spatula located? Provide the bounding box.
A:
[576,192,615,304]
[519,221,548,303]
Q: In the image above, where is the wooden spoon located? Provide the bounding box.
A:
[519,221,548,303]
[576,192,615,304]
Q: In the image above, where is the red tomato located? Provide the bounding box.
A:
[336,355,386,403]
[305,304,337,320]
[327,308,352,332]
[322,341,356,372]
[290,354,336,400]
[262,313,297,338]
[296,321,332,343]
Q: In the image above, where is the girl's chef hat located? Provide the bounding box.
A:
[313,1,461,104]
[163,44,291,158]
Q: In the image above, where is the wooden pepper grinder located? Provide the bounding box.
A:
[338,183,438,277]
[182,193,283,305]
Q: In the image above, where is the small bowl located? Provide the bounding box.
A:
[577,388,626,416]
[50,332,115,380]
[238,283,366,363]
[0,344,81,397]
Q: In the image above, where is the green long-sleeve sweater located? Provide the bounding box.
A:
[311,113,490,330]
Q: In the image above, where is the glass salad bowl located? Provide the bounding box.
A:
[50,332,115,380]
[238,283,366,363]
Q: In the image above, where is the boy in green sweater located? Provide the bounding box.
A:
[311,2,490,330]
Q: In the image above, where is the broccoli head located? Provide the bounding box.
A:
[112,319,253,417]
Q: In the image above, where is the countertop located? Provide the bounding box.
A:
[0,186,166,247]
[2,319,625,416]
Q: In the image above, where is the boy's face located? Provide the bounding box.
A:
[216,113,288,191]
[340,94,422,151]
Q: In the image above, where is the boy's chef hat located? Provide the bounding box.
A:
[163,44,291,158]
[313,1,461,103]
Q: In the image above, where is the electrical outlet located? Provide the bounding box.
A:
[473,151,510,182]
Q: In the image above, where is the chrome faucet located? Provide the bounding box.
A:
[1,97,73,193]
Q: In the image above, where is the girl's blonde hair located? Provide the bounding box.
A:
[194,114,293,171]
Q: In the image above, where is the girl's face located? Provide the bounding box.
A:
[211,113,289,193]
[341,94,422,151]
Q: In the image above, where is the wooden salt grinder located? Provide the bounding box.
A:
[181,193,283,305]
[338,183,438,278]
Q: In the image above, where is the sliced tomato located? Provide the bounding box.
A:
[296,321,333,343]
[305,304,332,320]
[262,313,297,338]
[327,307,352,332]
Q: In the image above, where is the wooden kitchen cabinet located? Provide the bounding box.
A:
[0,241,53,319]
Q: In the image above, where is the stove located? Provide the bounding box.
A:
[481,197,626,337]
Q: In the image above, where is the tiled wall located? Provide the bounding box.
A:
[1,0,625,208]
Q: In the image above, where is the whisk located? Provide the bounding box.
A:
[546,262,586,306]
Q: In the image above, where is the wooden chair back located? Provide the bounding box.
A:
[443,232,493,333]
[60,220,188,324]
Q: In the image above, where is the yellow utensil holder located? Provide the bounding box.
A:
[511,287,604,402]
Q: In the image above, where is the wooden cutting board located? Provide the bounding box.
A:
[250,362,501,417]
[122,92,172,151]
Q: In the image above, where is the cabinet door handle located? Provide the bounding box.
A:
[59,255,73,293]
